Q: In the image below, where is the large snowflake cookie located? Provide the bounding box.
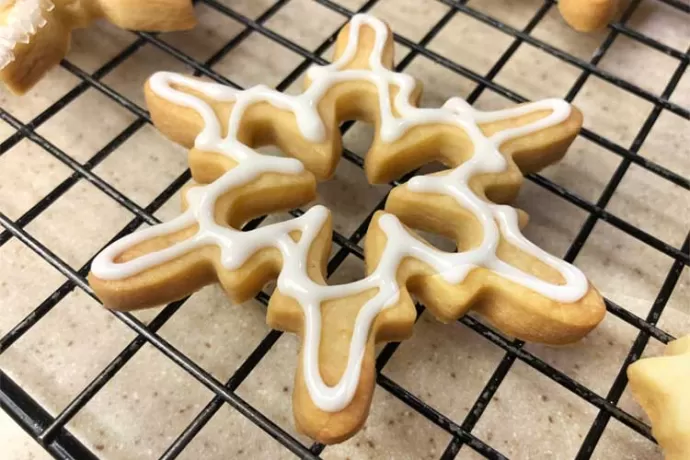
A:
[89,14,606,444]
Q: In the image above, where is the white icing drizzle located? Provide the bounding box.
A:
[91,14,589,412]
[0,0,54,70]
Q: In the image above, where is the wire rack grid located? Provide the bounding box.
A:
[0,0,688,458]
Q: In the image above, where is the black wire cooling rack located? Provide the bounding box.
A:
[0,0,688,458]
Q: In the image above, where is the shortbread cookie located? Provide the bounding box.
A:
[0,0,196,94]
[88,14,606,444]
[559,0,619,31]
[628,336,690,460]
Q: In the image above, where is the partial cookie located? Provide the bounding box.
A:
[628,336,690,460]
[88,14,605,444]
[558,0,619,31]
[0,0,196,94]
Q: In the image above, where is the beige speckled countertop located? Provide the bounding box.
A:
[0,0,689,459]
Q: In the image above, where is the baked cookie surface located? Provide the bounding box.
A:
[0,0,196,94]
[559,0,619,31]
[628,336,690,460]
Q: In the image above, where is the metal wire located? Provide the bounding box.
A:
[0,0,688,458]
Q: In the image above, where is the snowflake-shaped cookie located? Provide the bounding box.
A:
[89,14,605,444]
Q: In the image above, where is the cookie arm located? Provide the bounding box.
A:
[0,0,195,95]
[627,337,690,460]
[267,212,417,444]
[377,102,604,344]
[0,6,70,94]
[92,0,196,32]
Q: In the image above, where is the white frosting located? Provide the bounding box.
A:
[0,0,53,69]
[91,14,589,412]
